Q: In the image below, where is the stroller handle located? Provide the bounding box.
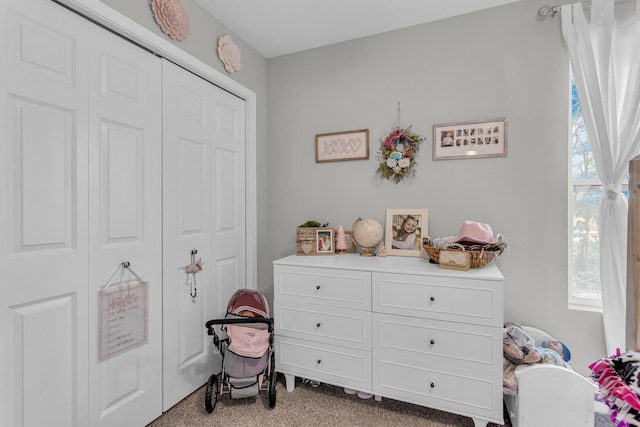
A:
[205,317,273,329]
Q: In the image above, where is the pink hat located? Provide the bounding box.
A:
[446,221,502,245]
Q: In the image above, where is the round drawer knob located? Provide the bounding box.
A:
[430,339,435,345]
[430,296,435,302]
[316,323,321,328]
[430,382,435,388]
[317,359,322,364]
[316,285,321,290]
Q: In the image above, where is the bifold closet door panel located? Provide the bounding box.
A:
[87,19,163,427]
[0,1,91,426]
[208,75,247,319]
[162,59,215,411]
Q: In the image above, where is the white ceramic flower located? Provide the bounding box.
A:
[152,0,190,41]
[218,34,242,73]
[398,158,411,169]
[386,158,397,168]
[393,166,402,174]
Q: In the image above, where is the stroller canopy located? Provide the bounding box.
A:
[227,289,270,319]
[224,289,271,358]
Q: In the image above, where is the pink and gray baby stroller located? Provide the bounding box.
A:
[204,289,276,413]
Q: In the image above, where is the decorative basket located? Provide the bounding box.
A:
[424,245,500,269]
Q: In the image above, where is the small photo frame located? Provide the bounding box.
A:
[433,118,507,160]
[316,129,369,163]
[296,227,335,255]
[316,228,335,254]
[385,208,429,257]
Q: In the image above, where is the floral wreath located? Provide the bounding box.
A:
[377,125,425,183]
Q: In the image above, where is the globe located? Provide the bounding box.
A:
[351,218,384,257]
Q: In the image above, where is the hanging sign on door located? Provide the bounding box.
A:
[98,264,149,362]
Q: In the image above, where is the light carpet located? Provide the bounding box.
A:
[148,375,615,427]
[148,376,498,427]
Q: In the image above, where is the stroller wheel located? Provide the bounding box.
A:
[204,374,219,414]
[268,371,277,409]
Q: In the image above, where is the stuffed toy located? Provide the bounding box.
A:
[503,322,571,365]
[503,322,541,365]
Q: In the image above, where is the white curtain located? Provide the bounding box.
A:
[562,0,640,355]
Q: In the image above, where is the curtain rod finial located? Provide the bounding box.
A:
[538,5,560,19]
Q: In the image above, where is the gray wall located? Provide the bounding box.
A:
[101,0,610,375]
[267,0,606,375]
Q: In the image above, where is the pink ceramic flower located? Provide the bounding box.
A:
[218,34,242,74]
[152,0,189,41]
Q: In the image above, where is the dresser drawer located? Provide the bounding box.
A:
[275,265,371,310]
[372,272,502,326]
[373,354,502,423]
[275,336,372,391]
[372,313,501,372]
[275,300,371,350]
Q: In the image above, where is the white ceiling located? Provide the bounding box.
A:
[193,0,524,58]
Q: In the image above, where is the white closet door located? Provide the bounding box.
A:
[210,72,248,317]
[87,19,163,427]
[0,1,91,426]
[0,0,163,426]
[162,59,247,410]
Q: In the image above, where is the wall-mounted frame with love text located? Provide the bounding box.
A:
[315,129,369,163]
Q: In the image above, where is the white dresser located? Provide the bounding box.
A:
[273,254,504,427]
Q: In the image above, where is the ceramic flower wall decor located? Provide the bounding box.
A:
[218,34,242,74]
[151,0,190,41]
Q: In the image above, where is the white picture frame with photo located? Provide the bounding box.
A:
[384,208,429,257]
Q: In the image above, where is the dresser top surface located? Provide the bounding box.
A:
[273,254,504,281]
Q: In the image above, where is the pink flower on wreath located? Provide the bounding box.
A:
[152,0,190,41]
[383,130,401,147]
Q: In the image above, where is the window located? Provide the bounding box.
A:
[569,75,628,309]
